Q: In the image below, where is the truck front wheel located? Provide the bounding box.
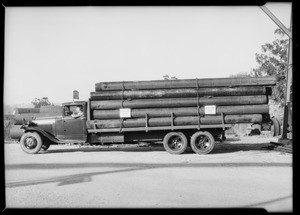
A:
[20,132,43,154]
[190,131,215,155]
[163,132,188,154]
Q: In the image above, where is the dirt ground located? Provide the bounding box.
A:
[4,135,292,211]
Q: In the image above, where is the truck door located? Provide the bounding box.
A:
[56,104,87,142]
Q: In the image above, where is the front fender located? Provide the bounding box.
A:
[24,127,65,144]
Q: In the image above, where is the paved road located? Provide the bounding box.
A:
[4,136,292,211]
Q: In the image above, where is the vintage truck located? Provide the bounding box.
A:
[19,76,279,155]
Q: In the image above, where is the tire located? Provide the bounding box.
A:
[163,132,188,154]
[20,132,43,154]
[190,131,215,155]
[271,117,280,136]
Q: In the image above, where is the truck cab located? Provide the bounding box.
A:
[20,101,88,154]
[56,101,87,142]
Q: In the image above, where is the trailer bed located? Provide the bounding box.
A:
[87,123,232,133]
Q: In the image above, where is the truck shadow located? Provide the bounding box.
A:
[43,144,166,153]
[42,141,272,154]
[241,194,292,208]
[6,161,292,188]
[210,142,271,154]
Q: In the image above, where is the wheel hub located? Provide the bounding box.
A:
[197,136,210,149]
[25,137,36,148]
[170,138,182,149]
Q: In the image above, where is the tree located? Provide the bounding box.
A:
[32,97,52,108]
[251,28,290,107]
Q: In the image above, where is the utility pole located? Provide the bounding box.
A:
[260,4,292,143]
[282,8,293,140]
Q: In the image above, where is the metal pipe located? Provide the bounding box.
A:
[93,105,269,119]
[96,76,276,91]
[90,95,268,110]
[91,86,270,100]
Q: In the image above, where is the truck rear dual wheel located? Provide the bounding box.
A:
[163,131,215,155]
[163,132,188,154]
[190,131,215,155]
[20,132,43,154]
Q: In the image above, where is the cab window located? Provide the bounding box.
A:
[63,105,82,116]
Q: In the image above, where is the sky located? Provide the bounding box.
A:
[4,3,292,105]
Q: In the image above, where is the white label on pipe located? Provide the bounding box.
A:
[204,105,216,115]
[119,108,131,118]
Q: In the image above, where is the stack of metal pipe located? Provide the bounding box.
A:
[90,76,276,129]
